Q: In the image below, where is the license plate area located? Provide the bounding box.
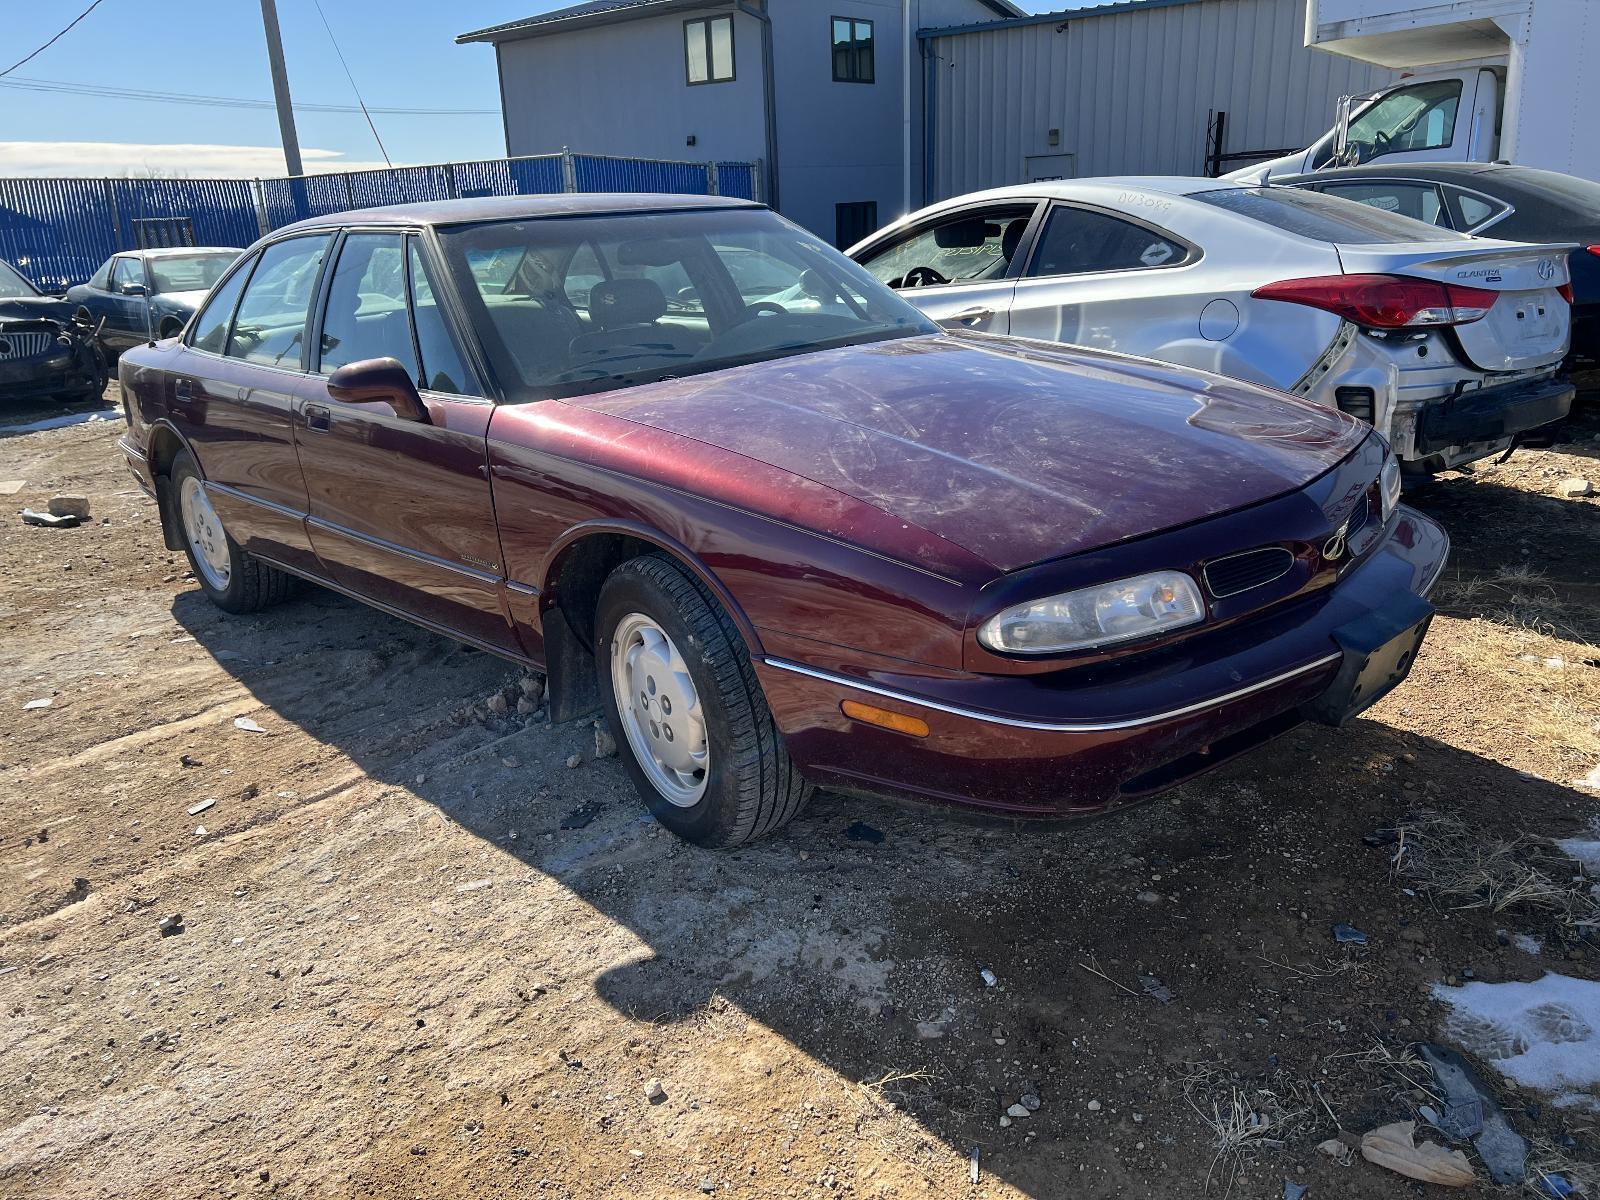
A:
[1302,593,1434,727]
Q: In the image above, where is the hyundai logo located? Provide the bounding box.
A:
[1538,259,1557,281]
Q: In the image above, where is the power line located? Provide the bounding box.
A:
[0,74,498,116]
[1,0,110,78]
[309,0,390,168]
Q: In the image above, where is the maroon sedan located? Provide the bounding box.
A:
[115,195,1447,847]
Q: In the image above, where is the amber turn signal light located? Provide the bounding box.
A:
[841,700,930,738]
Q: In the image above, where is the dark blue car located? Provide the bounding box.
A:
[67,247,241,359]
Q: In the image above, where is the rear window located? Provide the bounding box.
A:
[1190,186,1469,245]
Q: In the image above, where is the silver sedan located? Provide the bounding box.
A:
[849,178,1575,476]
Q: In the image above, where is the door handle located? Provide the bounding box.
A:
[304,405,331,432]
[950,307,994,326]
[174,379,192,402]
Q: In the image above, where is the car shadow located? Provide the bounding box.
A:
[169,583,1600,1196]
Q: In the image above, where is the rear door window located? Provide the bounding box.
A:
[225,235,330,369]
[857,204,1036,288]
[1316,181,1450,228]
[1191,187,1468,244]
[1027,205,1188,276]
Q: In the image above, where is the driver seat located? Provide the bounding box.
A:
[567,278,699,367]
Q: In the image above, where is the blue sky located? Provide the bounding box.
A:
[1,0,1069,176]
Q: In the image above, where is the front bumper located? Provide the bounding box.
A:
[0,358,76,401]
[1413,376,1575,457]
[117,434,157,499]
[756,507,1448,818]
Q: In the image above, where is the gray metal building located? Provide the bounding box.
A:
[923,0,1394,201]
[459,0,1020,245]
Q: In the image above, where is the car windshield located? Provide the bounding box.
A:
[436,206,937,401]
[147,253,237,295]
[0,259,39,299]
[1190,186,1469,245]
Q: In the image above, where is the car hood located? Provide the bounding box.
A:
[153,289,209,314]
[0,295,70,325]
[574,332,1367,572]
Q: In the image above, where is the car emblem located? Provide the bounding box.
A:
[0,338,10,356]
[1538,258,1556,281]
[1322,518,1350,562]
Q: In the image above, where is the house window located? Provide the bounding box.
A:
[831,16,874,83]
[835,201,878,249]
[685,15,735,85]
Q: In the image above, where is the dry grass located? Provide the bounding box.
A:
[1392,811,1600,941]
[1431,565,1600,767]
[1177,1063,1318,1192]
[1524,1134,1600,1198]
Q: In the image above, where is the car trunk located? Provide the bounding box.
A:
[1334,240,1574,373]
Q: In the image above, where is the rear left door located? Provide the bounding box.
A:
[1006,200,1203,357]
[293,229,515,652]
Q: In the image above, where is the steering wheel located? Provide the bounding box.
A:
[746,301,788,318]
[901,265,950,288]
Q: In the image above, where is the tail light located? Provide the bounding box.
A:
[1252,274,1498,329]
[1586,245,1600,258]
[1558,282,1575,303]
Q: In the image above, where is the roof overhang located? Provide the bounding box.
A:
[458,0,735,46]
[918,0,1200,41]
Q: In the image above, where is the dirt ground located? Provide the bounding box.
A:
[2,387,1598,1200]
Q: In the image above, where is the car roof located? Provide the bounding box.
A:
[128,246,242,258]
[920,177,1237,206]
[275,192,762,235]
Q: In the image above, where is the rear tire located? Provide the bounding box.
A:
[595,554,811,848]
[171,451,295,614]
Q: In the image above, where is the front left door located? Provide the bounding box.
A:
[293,230,516,653]
[105,256,151,352]
[852,202,1041,332]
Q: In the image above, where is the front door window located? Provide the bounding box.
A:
[857,206,1035,289]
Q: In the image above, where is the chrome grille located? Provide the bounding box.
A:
[1344,494,1371,539]
[1203,546,1295,599]
[0,331,52,360]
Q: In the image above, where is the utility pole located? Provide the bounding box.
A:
[259,0,303,177]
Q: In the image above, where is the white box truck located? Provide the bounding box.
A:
[1234,0,1600,183]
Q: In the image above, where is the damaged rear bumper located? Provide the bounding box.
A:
[1413,376,1574,457]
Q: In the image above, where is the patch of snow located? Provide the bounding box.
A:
[1511,933,1542,956]
[1558,837,1600,873]
[1556,816,1600,873]
[0,407,117,435]
[1432,973,1600,1111]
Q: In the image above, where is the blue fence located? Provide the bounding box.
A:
[0,152,761,289]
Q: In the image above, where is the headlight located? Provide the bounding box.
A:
[978,570,1205,655]
[1380,452,1402,521]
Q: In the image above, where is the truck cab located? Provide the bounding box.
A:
[1239,67,1502,181]
[1230,0,1597,185]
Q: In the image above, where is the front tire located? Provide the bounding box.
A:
[596,555,812,848]
[171,451,294,614]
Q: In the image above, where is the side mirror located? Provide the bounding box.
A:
[326,357,428,422]
[119,282,148,297]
